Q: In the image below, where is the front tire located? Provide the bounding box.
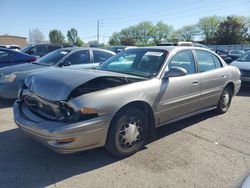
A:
[216,86,233,114]
[106,107,148,158]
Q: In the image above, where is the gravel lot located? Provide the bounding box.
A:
[0,87,250,188]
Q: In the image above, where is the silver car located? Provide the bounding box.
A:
[0,47,115,99]
[230,51,250,84]
[14,46,241,158]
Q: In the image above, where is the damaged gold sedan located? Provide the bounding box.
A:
[14,46,241,158]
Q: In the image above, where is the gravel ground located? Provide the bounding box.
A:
[0,87,249,188]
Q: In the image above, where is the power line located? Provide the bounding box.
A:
[103,0,204,22]
[103,0,245,26]
[101,1,250,29]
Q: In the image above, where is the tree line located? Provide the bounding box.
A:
[29,15,250,46]
[29,28,84,46]
[108,15,250,46]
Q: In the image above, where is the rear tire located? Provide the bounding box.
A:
[106,107,148,158]
[216,86,233,114]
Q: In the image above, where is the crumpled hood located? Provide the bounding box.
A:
[0,63,46,75]
[230,61,250,70]
[25,67,138,101]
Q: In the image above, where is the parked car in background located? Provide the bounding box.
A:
[9,45,21,51]
[21,44,71,58]
[157,42,209,49]
[215,50,233,64]
[231,51,250,85]
[228,50,244,61]
[107,46,135,53]
[0,47,115,99]
[0,45,21,51]
[14,46,241,158]
[0,48,36,68]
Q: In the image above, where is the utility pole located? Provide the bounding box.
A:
[97,20,99,44]
[29,28,31,44]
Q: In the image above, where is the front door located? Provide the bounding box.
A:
[156,50,201,124]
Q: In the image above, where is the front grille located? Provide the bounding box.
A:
[23,95,57,119]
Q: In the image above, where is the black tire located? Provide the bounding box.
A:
[106,107,148,158]
[216,86,233,114]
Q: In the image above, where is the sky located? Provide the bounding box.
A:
[0,0,250,43]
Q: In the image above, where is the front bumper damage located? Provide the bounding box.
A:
[13,100,112,153]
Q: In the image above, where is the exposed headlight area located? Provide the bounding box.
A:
[0,73,17,83]
[60,101,98,122]
[19,89,99,123]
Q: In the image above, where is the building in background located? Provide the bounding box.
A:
[0,35,27,48]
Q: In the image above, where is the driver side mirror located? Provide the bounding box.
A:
[60,61,71,67]
[163,67,187,79]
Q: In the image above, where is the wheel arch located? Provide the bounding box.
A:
[225,81,235,95]
[108,100,156,141]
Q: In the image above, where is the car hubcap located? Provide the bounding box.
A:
[118,117,142,150]
[222,92,230,108]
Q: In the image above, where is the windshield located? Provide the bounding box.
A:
[237,52,250,62]
[20,45,34,53]
[35,49,70,66]
[97,49,167,78]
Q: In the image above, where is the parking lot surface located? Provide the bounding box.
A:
[0,87,250,188]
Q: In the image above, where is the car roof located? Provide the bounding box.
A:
[58,47,116,54]
[0,47,16,52]
[127,46,212,53]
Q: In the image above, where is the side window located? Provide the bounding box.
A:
[64,50,90,65]
[93,50,113,63]
[196,50,219,72]
[212,55,222,68]
[48,45,61,52]
[168,50,196,74]
[29,45,47,56]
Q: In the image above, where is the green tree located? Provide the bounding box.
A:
[49,30,65,44]
[134,21,155,46]
[66,28,84,46]
[152,21,173,44]
[197,16,221,44]
[108,32,120,45]
[215,16,247,44]
[175,25,198,41]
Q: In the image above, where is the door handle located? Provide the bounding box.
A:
[222,74,227,78]
[192,80,199,85]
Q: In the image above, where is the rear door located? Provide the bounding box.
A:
[195,50,228,109]
[157,50,201,124]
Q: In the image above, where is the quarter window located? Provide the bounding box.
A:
[196,50,221,72]
[168,50,196,74]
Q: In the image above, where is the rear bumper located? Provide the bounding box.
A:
[13,100,112,153]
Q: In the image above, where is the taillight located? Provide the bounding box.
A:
[30,57,37,62]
